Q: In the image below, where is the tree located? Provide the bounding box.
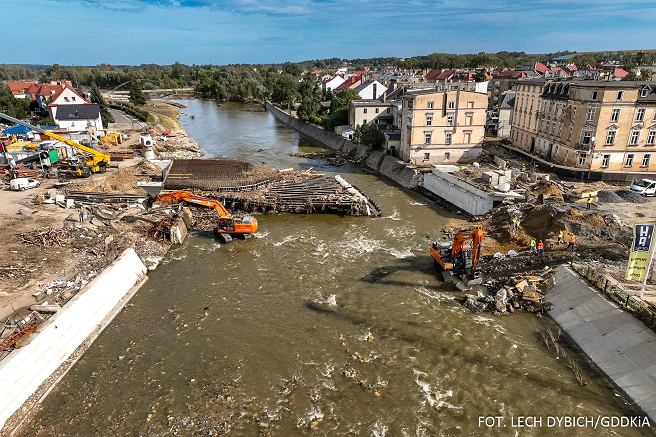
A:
[282,62,302,77]
[354,124,385,149]
[622,69,639,81]
[90,84,114,128]
[129,80,147,106]
[325,88,361,129]
[89,84,106,106]
[271,74,298,108]
[0,87,31,119]
[330,88,360,111]
[474,70,487,82]
[296,76,322,123]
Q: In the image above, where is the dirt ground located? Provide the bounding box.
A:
[0,160,169,321]
[0,185,76,319]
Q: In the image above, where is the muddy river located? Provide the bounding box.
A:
[20,101,646,436]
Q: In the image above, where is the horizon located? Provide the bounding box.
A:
[3,0,656,65]
[2,47,656,69]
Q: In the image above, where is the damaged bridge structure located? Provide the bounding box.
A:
[161,159,381,218]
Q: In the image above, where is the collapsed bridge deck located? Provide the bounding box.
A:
[163,159,381,217]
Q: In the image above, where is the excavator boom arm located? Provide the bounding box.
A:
[154,190,231,218]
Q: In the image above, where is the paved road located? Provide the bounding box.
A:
[107,108,147,131]
[550,266,656,423]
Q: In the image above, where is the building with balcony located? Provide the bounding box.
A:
[510,80,656,173]
[399,89,488,166]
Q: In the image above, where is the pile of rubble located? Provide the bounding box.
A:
[153,133,202,159]
[289,151,348,167]
[19,227,73,247]
[463,267,556,315]
[477,200,631,262]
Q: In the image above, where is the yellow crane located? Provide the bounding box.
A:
[0,112,110,177]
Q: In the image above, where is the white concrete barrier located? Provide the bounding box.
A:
[0,248,147,431]
[423,169,495,216]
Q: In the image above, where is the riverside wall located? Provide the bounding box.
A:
[265,102,421,189]
[0,249,148,433]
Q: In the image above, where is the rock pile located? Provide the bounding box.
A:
[463,267,556,315]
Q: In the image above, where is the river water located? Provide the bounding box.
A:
[20,101,646,436]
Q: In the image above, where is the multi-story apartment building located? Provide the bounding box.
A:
[510,80,656,173]
[511,78,546,153]
[399,89,488,166]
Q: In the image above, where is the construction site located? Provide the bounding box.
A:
[0,104,382,366]
[429,142,656,321]
[1,98,655,435]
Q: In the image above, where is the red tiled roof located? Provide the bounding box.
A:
[424,69,442,80]
[534,62,549,74]
[47,85,90,106]
[7,81,37,96]
[335,75,361,91]
[614,67,629,78]
[9,80,76,101]
[496,70,527,79]
[435,69,456,80]
[565,64,578,72]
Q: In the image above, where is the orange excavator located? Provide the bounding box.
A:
[153,190,258,243]
[430,228,483,279]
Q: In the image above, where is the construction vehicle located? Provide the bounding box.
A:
[100,133,123,146]
[153,190,258,243]
[430,228,484,279]
[0,112,110,178]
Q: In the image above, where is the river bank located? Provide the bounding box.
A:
[0,103,201,433]
[12,99,649,437]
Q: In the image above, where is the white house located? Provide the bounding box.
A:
[48,86,91,120]
[53,104,103,134]
[353,80,387,100]
[322,75,345,92]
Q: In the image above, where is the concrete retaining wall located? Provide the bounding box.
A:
[377,156,423,189]
[423,169,495,216]
[266,101,421,188]
[572,262,656,331]
[266,102,349,151]
[0,249,147,431]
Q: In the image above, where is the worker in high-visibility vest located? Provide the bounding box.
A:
[586,195,594,210]
[529,238,537,254]
[567,234,576,251]
[537,240,544,256]
[558,229,565,244]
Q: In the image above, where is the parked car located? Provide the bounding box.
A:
[9,177,40,191]
[630,178,656,196]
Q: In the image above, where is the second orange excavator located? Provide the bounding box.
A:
[153,190,258,243]
[429,227,483,279]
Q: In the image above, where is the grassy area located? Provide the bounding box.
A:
[142,101,181,131]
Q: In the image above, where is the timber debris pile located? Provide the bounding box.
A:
[163,159,381,216]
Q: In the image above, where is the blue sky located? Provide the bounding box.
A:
[3,0,656,65]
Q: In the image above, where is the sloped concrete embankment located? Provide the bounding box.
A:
[0,249,148,433]
[265,102,421,189]
[549,266,656,423]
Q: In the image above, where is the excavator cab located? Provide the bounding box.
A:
[218,217,235,232]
